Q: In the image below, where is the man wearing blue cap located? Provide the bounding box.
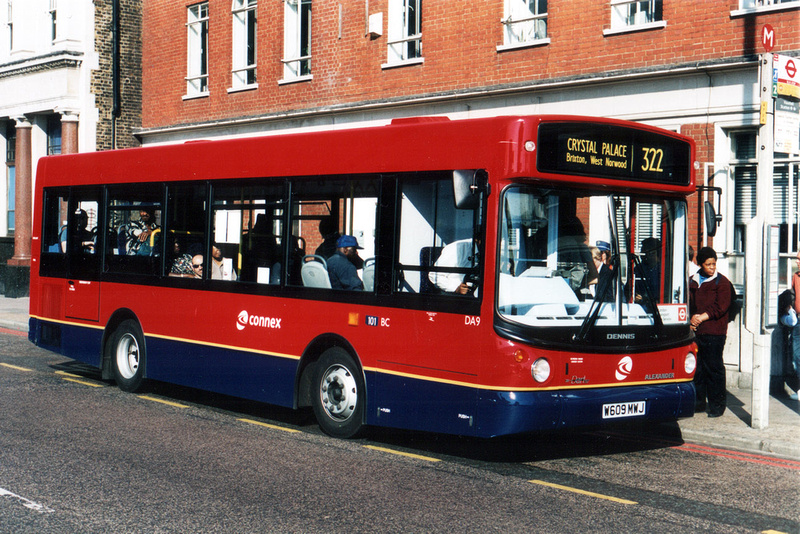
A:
[327,235,364,290]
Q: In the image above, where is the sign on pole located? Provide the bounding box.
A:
[775,54,799,99]
[762,24,775,52]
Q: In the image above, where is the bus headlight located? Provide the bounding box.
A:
[684,352,697,374]
[531,358,551,383]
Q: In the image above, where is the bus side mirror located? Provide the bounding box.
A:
[704,200,720,237]
[453,169,488,210]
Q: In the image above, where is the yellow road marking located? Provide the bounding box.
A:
[137,395,189,409]
[61,377,105,388]
[0,363,33,372]
[364,445,441,462]
[237,418,301,433]
[55,370,105,388]
[529,480,637,505]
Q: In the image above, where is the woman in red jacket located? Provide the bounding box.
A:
[689,247,733,418]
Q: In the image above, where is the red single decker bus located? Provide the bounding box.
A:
[29,115,697,438]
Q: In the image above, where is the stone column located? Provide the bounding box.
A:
[8,118,31,267]
[61,113,79,154]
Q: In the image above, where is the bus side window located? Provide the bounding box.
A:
[165,183,207,278]
[42,190,69,254]
[212,182,284,284]
[105,188,164,276]
[396,174,483,297]
[290,177,379,291]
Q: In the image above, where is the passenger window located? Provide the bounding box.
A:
[212,182,285,284]
[290,177,379,291]
[41,190,70,255]
[396,172,485,297]
[40,188,101,278]
[105,187,164,275]
[165,183,207,279]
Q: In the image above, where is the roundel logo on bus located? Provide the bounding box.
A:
[236,310,282,331]
[615,356,633,381]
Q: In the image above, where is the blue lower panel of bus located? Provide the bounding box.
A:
[477,382,695,437]
[143,336,297,407]
[369,367,695,438]
[29,318,297,409]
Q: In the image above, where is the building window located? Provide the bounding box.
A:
[6,165,13,233]
[731,131,757,254]
[738,0,799,8]
[47,115,61,156]
[7,0,13,51]
[605,0,664,35]
[231,0,257,90]
[385,0,421,67]
[4,123,13,163]
[186,2,209,98]
[500,0,548,50]
[4,122,13,236]
[281,0,311,82]
[49,0,57,42]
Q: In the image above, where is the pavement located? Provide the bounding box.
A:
[3,296,798,460]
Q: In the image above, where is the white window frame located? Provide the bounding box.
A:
[185,2,210,99]
[498,0,549,51]
[49,0,57,42]
[383,0,422,69]
[230,0,257,92]
[7,0,13,52]
[731,0,800,17]
[603,0,666,36]
[280,0,312,84]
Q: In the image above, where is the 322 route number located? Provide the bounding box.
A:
[641,147,664,173]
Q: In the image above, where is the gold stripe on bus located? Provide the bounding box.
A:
[31,315,299,361]
[365,365,693,392]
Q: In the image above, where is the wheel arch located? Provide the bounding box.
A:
[294,333,365,412]
[101,308,144,381]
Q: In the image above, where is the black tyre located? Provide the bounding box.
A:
[312,347,365,438]
[109,320,146,393]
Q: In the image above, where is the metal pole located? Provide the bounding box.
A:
[750,53,775,429]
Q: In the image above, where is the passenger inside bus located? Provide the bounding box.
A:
[210,243,237,281]
[633,237,661,303]
[327,235,364,290]
[191,254,204,279]
[124,208,161,256]
[315,217,340,259]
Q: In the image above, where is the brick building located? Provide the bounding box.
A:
[138,1,799,383]
[0,0,141,295]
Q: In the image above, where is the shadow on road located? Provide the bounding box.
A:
[49,359,688,463]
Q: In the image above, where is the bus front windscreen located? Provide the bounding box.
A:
[497,186,689,334]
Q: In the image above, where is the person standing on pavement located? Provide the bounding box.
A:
[788,251,800,400]
[689,247,733,417]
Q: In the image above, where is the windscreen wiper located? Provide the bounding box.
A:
[574,257,616,342]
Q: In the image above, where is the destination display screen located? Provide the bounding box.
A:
[536,122,692,186]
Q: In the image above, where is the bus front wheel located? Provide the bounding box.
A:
[109,320,146,393]
[312,348,364,438]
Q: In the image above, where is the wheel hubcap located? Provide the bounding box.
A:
[319,364,357,421]
[116,333,140,380]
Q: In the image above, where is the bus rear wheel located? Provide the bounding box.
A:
[312,348,365,438]
[109,320,146,393]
